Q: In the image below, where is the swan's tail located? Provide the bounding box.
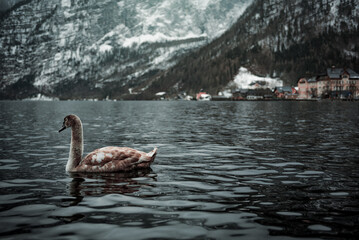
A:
[147,147,157,162]
[130,147,157,167]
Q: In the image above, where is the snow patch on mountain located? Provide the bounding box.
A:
[122,33,207,48]
[61,0,71,8]
[99,44,113,53]
[232,67,283,90]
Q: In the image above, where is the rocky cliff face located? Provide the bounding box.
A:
[0,0,252,99]
[139,0,359,98]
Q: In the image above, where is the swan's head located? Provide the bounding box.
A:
[59,114,81,132]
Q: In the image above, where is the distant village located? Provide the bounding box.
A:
[157,67,359,101]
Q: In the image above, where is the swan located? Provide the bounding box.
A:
[59,114,157,172]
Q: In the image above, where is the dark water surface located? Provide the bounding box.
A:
[0,101,358,240]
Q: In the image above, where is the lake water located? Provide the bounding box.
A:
[0,101,358,240]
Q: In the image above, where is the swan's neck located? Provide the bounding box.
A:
[66,121,83,172]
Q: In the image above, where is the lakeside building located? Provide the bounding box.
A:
[274,86,298,99]
[298,67,359,99]
[196,92,212,101]
[232,88,274,100]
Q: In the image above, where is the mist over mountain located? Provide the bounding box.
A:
[0,0,252,99]
[139,0,359,98]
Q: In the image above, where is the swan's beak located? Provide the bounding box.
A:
[59,126,66,132]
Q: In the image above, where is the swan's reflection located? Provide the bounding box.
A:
[67,169,156,206]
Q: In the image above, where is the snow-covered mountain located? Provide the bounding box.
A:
[140,0,359,98]
[0,0,252,99]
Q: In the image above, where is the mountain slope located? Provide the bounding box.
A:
[139,0,359,98]
[0,0,252,99]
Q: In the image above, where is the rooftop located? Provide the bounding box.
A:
[326,68,359,79]
[347,68,359,79]
[275,86,293,92]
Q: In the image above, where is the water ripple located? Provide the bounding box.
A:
[0,101,358,239]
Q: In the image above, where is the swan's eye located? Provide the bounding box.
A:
[63,117,69,126]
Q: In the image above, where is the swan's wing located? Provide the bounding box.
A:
[77,147,148,172]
